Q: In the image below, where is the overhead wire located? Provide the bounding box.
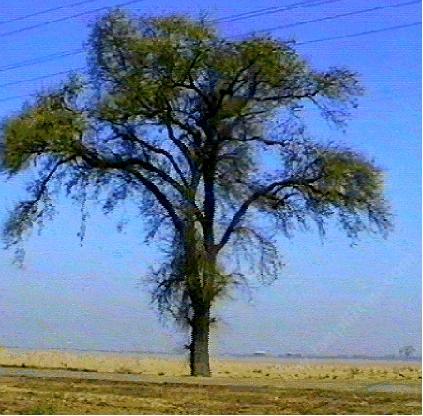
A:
[0,0,344,73]
[233,0,421,38]
[210,0,319,23]
[211,0,344,23]
[0,0,101,26]
[0,68,85,89]
[0,48,85,73]
[0,1,420,103]
[0,0,146,38]
[0,20,419,105]
[0,0,418,73]
[296,21,422,45]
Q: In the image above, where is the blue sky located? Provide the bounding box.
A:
[0,0,421,356]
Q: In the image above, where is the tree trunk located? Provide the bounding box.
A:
[189,307,211,376]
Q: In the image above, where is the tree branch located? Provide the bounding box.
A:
[28,157,74,208]
[80,151,185,233]
[216,175,322,251]
[82,145,188,198]
[125,167,185,233]
[119,128,189,187]
[172,48,211,105]
[253,88,324,103]
[163,117,198,179]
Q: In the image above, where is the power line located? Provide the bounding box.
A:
[296,21,422,45]
[0,20,419,105]
[210,0,317,23]
[211,0,344,24]
[0,48,84,73]
[0,0,101,26]
[0,1,323,73]
[0,0,418,74]
[234,0,421,38]
[0,0,146,38]
[0,0,337,73]
[0,16,420,103]
[0,68,85,89]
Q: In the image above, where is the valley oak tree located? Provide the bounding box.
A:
[0,11,391,376]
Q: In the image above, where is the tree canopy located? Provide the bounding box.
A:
[0,10,392,375]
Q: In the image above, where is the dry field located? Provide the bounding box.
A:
[0,349,421,381]
[0,349,421,414]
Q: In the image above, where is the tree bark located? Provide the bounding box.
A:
[189,307,211,376]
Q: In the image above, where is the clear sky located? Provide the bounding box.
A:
[0,0,421,357]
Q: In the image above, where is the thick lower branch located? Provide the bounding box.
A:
[80,153,184,233]
[118,128,189,187]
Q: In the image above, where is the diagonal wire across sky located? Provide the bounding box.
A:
[0,0,420,105]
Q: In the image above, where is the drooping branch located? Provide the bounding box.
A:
[29,157,74,206]
[3,156,74,249]
[81,144,189,197]
[217,176,322,251]
[253,88,324,103]
[126,167,185,233]
[79,151,185,232]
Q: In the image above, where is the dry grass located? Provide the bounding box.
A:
[0,349,421,382]
[0,374,421,414]
[0,350,420,414]
[0,349,187,376]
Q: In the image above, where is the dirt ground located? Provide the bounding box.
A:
[0,371,421,414]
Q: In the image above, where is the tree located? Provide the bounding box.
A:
[0,10,391,376]
[399,346,416,359]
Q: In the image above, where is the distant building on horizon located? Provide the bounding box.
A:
[284,353,303,358]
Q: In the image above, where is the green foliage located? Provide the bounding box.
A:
[0,10,391,330]
[2,78,86,173]
[318,151,382,205]
[27,404,56,415]
[304,149,390,237]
